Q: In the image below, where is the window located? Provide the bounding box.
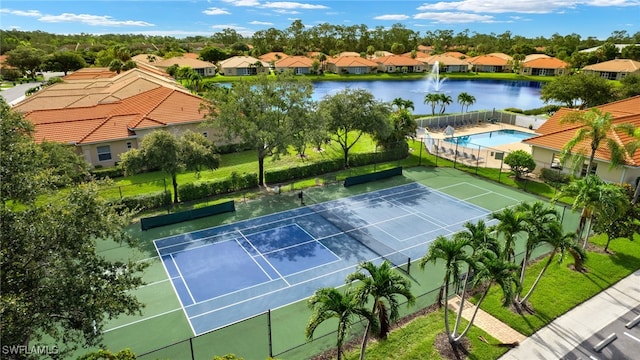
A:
[126,142,132,149]
[551,153,562,169]
[202,132,208,138]
[581,162,597,177]
[97,145,112,161]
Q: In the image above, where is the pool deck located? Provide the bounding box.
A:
[420,123,537,169]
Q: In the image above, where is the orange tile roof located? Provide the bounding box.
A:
[374,55,424,66]
[467,55,510,66]
[275,56,314,67]
[583,59,640,73]
[524,96,640,165]
[25,86,209,144]
[327,56,378,67]
[259,52,289,62]
[522,57,568,69]
[64,67,117,80]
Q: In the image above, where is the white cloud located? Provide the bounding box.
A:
[274,9,300,14]
[0,9,42,17]
[250,20,274,25]
[374,14,410,20]
[203,7,231,15]
[262,2,329,9]
[413,12,494,23]
[221,0,261,6]
[38,13,154,27]
[414,0,640,15]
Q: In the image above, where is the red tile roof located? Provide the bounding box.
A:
[327,56,378,67]
[25,86,208,144]
[374,55,425,66]
[522,57,568,69]
[275,56,314,67]
[524,96,640,166]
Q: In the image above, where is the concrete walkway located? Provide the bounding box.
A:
[447,295,527,344]
[499,270,640,359]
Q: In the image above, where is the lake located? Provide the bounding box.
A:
[312,79,547,115]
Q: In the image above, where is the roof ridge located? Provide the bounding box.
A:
[77,115,113,144]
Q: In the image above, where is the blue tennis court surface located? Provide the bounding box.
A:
[154,182,499,335]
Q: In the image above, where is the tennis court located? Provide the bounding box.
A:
[155,181,515,336]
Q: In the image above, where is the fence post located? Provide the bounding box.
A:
[268,309,273,358]
[418,139,423,166]
[189,338,195,360]
[406,257,411,275]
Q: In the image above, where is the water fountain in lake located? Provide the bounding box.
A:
[426,60,446,92]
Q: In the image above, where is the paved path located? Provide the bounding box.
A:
[447,295,526,344]
[500,270,640,359]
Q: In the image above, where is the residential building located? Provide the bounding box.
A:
[325,56,378,74]
[582,59,640,80]
[374,55,425,73]
[418,54,470,73]
[520,57,569,76]
[153,56,217,77]
[467,53,513,73]
[218,56,269,76]
[14,67,219,168]
[274,56,315,74]
[259,52,289,65]
[523,96,640,185]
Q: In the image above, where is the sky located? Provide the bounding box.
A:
[1,0,639,40]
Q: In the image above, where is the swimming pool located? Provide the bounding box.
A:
[444,129,534,148]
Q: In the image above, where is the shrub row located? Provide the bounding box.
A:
[264,143,409,184]
[117,190,172,212]
[91,166,125,179]
[178,172,258,202]
[540,167,571,184]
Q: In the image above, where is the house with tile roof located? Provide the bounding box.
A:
[520,57,569,76]
[582,59,640,80]
[374,55,426,73]
[336,52,361,58]
[467,54,513,73]
[325,56,378,74]
[274,56,315,74]
[418,54,470,73]
[14,67,219,168]
[259,52,289,65]
[218,56,269,76]
[523,96,640,185]
[153,56,217,77]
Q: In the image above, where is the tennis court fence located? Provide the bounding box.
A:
[137,247,545,360]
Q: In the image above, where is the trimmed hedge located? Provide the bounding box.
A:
[178,172,258,202]
[91,167,125,180]
[117,190,172,212]
[264,143,409,184]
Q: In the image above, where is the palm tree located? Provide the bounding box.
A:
[450,220,499,335]
[517,221,586,305]
[424,93,440,115]
[391,97,415,112]
[560,108,627,175]
[489,206,527,263]
[306,287,376,360]
[457,92,476,113]
[516,201,561,281]
[419,235,473,342]
[438,94,453,114]
[347,261,415,360]
[620,125,640,204]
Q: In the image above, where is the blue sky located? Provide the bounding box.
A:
[1,1,639,40]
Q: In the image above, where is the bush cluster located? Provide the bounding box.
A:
[117,190,172,212]
[264,143,408,184]
[540,167,571,184]
[91,166,125,179]
[178,172,258,202]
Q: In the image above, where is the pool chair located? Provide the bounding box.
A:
[463,152,471,162]
[447,148,455,157]
[470,154,484,163]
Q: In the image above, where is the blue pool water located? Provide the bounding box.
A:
[444,129,534,148]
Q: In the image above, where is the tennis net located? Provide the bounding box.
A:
[304,191,407,268]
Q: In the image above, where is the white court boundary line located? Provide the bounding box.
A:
[111,181,525,335]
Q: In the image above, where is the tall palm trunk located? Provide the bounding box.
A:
[452,265,472,336]
[453,284,490,343]
[518,249,557,305]
[443,271,453,343]
[359,300,378,360]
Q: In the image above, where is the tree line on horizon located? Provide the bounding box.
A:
[2,22,640,64]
